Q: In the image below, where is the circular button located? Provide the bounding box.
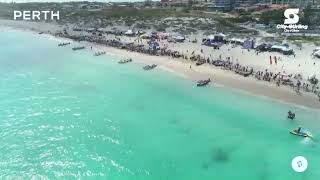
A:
[291,156,308,173]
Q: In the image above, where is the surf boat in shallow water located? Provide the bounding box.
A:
[197,78,211,87]
[58,42,70,47]
[290,127,313,139]
[94,51,106,56]
[72,46,85,51]
[118,58,132,64]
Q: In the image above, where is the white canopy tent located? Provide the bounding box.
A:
[313,47,320,53]
[124,29,134,36]
[313,50,320,58]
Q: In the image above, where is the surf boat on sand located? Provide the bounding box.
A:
[290,127,313,139]
[143,64,157,71]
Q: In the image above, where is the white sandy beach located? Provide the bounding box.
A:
[1,19,320,109]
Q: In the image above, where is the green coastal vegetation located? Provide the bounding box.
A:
[1,1,320,44]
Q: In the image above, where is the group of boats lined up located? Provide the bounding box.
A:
[59,43,104,56]
[57,42,318,141]
[57,42,85,51]
[125,61,212,87]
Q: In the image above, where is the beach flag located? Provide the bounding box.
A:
[269,56,272,65]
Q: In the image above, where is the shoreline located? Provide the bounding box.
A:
[94,43,320,110]
[1,20,320,109]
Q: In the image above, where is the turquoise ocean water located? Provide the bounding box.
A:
[1,28,320,180]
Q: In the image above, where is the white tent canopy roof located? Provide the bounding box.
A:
[125,29,134,35]
[230,38,245,42]
[174,35,185,40]
[271,45,292,52]
[313,47,320,52]
[314,50,320,56]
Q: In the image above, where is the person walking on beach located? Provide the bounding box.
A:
[296,80,301,93]
[269,56,272,65]
[190,65,192,69]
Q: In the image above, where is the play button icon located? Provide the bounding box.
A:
[291,156,308,173]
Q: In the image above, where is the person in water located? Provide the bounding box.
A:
[288,110,295,119]
[297,127,301,133]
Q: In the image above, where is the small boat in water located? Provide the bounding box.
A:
[118,58,132,64]
[143,64,157,71]
[58,42,70,47]
[94,51,106,56]
[290,127,313,139]
[197,78,211,87]
[72,46,85,51]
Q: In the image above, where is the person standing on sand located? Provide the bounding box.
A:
[296,80,301,93]
[190,65,192,69]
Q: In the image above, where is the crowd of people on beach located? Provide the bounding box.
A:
[55,30,320,101]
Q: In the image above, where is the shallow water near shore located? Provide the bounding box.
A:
[1,28,320,180]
